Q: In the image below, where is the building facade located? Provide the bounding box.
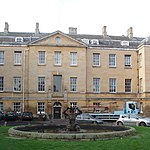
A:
[0,22,150,118]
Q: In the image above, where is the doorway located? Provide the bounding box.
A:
[53,102,62,119]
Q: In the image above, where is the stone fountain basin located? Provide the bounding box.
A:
[8,124,136,141]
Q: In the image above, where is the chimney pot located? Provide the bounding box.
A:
[102,26,107,38]
[4,22,9,34]
[127,27,133,39]
[69,27,77,35]
[35,22,40,35]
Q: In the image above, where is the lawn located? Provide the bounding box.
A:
[0,126,149,150]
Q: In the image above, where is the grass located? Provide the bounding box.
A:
[0,126,150,150]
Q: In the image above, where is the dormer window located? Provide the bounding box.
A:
[15,37,24,42]
[121,41,129,46]
[81,39,89,45]
[91,39,99,45]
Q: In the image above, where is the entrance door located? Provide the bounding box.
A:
[53,102,61,119]
[53,107,61,119]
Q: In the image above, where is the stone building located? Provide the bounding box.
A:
[0,22,149,118]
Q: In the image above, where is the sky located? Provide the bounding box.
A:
[0,0,150,37]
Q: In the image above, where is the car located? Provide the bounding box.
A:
[22,112,33,121]
[116,114,150,126]
[76,113,103,124]
[4,111,18,121]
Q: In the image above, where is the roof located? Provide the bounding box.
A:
[0,31,145,49]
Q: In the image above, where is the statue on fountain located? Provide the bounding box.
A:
[63,105,82,131]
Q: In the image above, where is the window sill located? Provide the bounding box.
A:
[38,64,46,66]
[124,66,132,69]
[70,65,78,67]
[54,64,62,67]
[109,66,116,68]
[92,65,101,68]
[14,64,22,66]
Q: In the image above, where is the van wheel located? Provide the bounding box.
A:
[117,122,123,126]
[139,122,146,126]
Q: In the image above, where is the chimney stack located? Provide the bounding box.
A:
[127,27,133,39]
[35,22,40,35]
[69,27,77,35]
[102,26,107,38]
[4,22,9,34]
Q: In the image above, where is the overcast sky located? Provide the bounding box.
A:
[0,0,150,37]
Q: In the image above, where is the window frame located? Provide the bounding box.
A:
[125,79,132,93]
[37,102,45,114]
[0,51,4,65]
[0,102,3,112]
[0,76,4,92]
[13,77,21,92]
[93,78,100,93]
[109,54,116,67]
[70,52,77,66]
[38,76,45,92]
[93,53,100,66]
[124,55,131,67]
[13,102,21,113]
[109,78,117,93]
[54,51,61,65]
[70,77,77,92]
[14,51,22,65]
[38,51,46,65]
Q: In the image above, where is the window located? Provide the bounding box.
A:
[109,54,116,67]
[125,79,131,92]
[53,75,62,92]
[91,39,99,45]
[13,102,21,113]
[37,102,45,114]
[139,53,142,67]
[14,51,22,65]
[55,37,61,43]
[0,102,3,112]
[93,78,100,92]
[93,102,100,112]
[38,51,46,64]
[70,102,77,108]
[109,78,116,93]
[54,51,61,65]
[70,52,77,66]
[93,53,100,66]
[81,39,89,45]
[0,77,4,91]
[70,77,77,92]
[15,37,23,42]
[0,51,4,64]
[139,78,143,93]
[38,77,45,92]
[13,77,21,92]
[124,55,131,67]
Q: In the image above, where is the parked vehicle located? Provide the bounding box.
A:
[76,113,103,124]
[22,112,33,121]
[89,101,139,121]
[116,114,150,126]
[4,111,18,121]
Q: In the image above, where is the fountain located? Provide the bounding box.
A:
[8,105,136,141]
[63,105,82,132]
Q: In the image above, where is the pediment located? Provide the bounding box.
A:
[30,31,86,47]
